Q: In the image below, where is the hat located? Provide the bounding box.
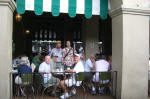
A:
[79,47,83,52]
[56,41,61,44]
[74,54,80,58]
[20,57,28,65]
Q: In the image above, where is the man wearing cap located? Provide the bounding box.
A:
[51,54,84,99]
[49,41,63,63]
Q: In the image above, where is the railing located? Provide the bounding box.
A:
[11,71,117,99]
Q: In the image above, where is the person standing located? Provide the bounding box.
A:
[49,41,63,69]
[50,41,63,63]
[79,47,86,66]
[62,41,76,70]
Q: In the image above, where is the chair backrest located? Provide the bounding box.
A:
[99,72,111,80]
[21,73,33,85]
[76,72,84,81]
[34,73,44,84]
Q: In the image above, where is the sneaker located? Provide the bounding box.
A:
[91,87,96,95]
[60,93,69,99]
[70,88,76,96]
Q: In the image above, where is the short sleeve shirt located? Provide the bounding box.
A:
[73,61,84,73]
[65,61,84,86]
[84,59,93,72]
[62,47,76,66]
[93,59,110,82]
[39,62,51,83]
[50,48,62,62]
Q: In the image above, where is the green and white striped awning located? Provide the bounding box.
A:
[17,0,109,19]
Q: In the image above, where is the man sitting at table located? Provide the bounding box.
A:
[91,55,110,95]
[18,56,32,73]
[38,55,56,87]
[51,54,84,99]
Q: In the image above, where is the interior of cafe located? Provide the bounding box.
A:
[13,10,112,59]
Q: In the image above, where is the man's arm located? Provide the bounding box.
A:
[90,65,95,71]
[39,71,50,74]
[90,62,96,71]
[64,69,75,73]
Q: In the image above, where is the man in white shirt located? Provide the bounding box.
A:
[84,55,95,72]
[79,47,86,66]
[84,55,95,82]
[51,54,84,99]
[91,55,110,94]
[93,55,110,82]
[39,55,54,85]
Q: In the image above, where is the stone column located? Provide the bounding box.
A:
[0,0,15,99]
[110,0,150,99]
[82,16,99,59]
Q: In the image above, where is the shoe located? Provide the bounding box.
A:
[70,88,76,96]
[51,92,57,97]
[60,93,69,99]
[91,87,96,95]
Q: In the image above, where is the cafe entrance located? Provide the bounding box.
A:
[13,11,112,58]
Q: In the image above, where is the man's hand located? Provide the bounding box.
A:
[50,69,54,73]
[45,71,50,74]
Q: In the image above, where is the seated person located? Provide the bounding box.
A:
[31,53,41,73]
[51,54,84,99]
[51,54,64,71]
[38,55,56,87]
[13,55,21,67]
[20,54,31,68]
[91,55,110,94]
[50,54,57,70]
[84,55,96,88]
[18,57,32,73]
[95,53,100,61]
[15,57,32,96]
[79,47,86,66]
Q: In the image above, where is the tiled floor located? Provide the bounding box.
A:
[13,87,115,99]
[34,96,114,99]
[13,96,114,99]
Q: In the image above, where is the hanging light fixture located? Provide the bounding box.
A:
[25,29,30,35]
[15,14,22,22]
